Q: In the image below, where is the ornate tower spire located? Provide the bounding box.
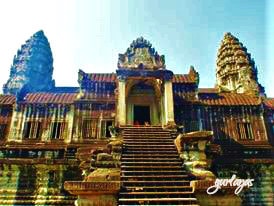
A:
[216,32,264,96]
[3,30,55,96]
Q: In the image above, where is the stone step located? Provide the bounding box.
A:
[121,166,184,171]
[123,134,171,137]
[123,136,172,139]
[123,133,170,136]
[119,195,195,201]
[124,148,176,152]
[122,153,179,157]
[122,129,165,132]
[122,126,163,129]
[119,191,194,199]
[120,190,193,194]
[124,147,177,150]
[123,150,178,154]
[123,139,172,141]
[122,185,193,192]
[121,162,182,166]
[123,131,170,137]
[118,197,197,205]
[122,180,190,187]
[121,157,181,162]
[123,128,167,130]
[121,165,183,168]
[124,144,175,148]
[123,136,171,139]
[121,175,188,181]
[121,170,187,176]
[123,139,173,143]
[123,127,166,129]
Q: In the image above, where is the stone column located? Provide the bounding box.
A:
[163,80,174,125]
[260,112,267,141]
[117,79,126,126]
[8,104,24,142]
[197,107,203,131]
[65,105,74,143]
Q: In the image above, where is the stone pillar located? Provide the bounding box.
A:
[260,112,268,141]
[197,107,203,131]
[65,105,75,143]
[72,105,80,142]
[117,79,126,126]
[163,80,174,125]
[8,104,24,142]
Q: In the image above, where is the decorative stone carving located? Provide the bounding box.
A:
[174,130,215,180]
[175,131,244,206]
[118,37,165,70]
[116,69,173,81]
[65,130,123,206]
[3,30,55,96]
[216,32,264,96]
[108,125,118,138]
[188,65,199,85]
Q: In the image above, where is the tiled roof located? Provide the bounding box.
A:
[198,88,218,93]
[172,74,196,83]
[264,98,274,110]
[0,95,16,105]
[86,73,117,82]
[199,92,260,106]
[24,93,78,104]
[85,73,195,83]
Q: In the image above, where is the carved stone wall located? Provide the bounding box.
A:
[0,163,81,205]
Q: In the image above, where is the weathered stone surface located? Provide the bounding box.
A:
[108,138,123,147]
[0,163,80,205]
[85,168,120,182]
[216,32,264,96]
[175,131,215,180]
[65,168,120,206]
[75,194,118,206]
[96,153,113,162]
[195,193,242,206]
[3,30,55,96]
[108,138,123,155]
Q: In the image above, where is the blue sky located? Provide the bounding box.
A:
[0,0,273,96]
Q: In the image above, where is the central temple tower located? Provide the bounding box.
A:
[116,37,175,126]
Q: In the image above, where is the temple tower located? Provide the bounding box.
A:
[216,32,264,96]
[3,30,55,96]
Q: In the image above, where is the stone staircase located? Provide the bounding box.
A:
[118,126,199,206]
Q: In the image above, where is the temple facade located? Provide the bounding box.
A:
[0,31,273,206]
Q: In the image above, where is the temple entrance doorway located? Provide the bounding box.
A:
[126,80,162,126]
[133,105,150,125]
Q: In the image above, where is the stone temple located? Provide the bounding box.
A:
[0,31,273,206]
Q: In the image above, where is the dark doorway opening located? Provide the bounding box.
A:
[134,105,150,125]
